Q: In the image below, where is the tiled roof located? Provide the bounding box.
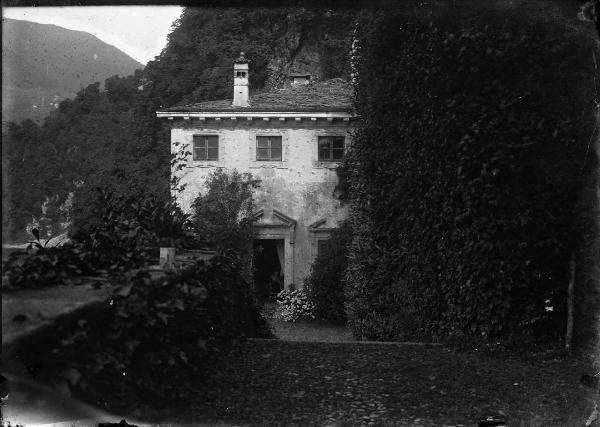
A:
[163,78,353,113]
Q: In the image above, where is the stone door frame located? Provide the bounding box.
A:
[253,209,297,290]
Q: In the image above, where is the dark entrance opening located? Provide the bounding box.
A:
[253,239,284,301]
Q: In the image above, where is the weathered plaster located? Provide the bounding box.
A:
[171,119,353,288]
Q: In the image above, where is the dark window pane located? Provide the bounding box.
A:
[257,137,269,148]
[194,148,206,160]
[257,136,282,160]
[207,136,218,148]
[270,137,282,150]
[207,148,218,160]
[318,136,344,161]
[332,137,344,149]
[193,135,218,161]
[257,148,270,160]
[270,147,282,160]
[319,141,331,151]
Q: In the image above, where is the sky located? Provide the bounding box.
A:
[2,6,184,65]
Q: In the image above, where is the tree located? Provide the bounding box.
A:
[190,169,259,255]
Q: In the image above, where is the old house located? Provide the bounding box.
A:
[156,53,355,291]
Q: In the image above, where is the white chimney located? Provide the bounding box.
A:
[233,52,249,107]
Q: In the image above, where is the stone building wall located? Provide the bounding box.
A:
[171,118,353,288]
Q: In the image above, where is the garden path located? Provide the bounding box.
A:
[268,318,354,342]
[157,340,593,426]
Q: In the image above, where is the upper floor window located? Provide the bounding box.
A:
[318,136,344,162]
[256,136,282,161]
[193,135,218,161]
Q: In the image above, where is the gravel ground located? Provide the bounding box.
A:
[153,341,595,427]
[269,319,354,342]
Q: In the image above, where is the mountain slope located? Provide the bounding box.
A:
[2,18,143,124]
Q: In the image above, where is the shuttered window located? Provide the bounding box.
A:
[256,136,282,161]
[318,136,344,161]
[193,135,218,161]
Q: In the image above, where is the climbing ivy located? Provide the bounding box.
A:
[344,4,597,342]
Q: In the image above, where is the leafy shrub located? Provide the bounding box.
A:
[276,289,315,322]
[3,189,193,289]
[191,169,259,290]
[26,254,272,406]
[344,4,597,342]
[2,230,99,289]
[303,222,352,322]
[74,188,192,262]
[190,169,259,254]
[137,193,192,247]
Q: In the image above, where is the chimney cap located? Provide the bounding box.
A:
[234,52,250,64]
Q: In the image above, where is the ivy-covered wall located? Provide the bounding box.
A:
[576,110,600,358]
[344,4,598,343]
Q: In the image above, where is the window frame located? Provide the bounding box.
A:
[193,135,219,161]
[256,135,283,161]
[317,135,345,162]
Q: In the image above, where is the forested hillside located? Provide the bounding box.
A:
[2,18,143,125]
[2,7,359,242]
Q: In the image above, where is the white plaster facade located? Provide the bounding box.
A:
[158,56,354,289]
[168,119,353,289]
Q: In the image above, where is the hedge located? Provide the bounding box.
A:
[304,221,352,323]
[344,4,597,343]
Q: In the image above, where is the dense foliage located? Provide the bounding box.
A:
[2,189,191,289]
[5,189,272,407]
[2,230,99,289]
[304,222,352,323]
[1,75,168,242]
[190,169,259,254]
[189,169,260,297]
[2,7,358,242]
[16,254,271,407]
[344,4,597,342]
